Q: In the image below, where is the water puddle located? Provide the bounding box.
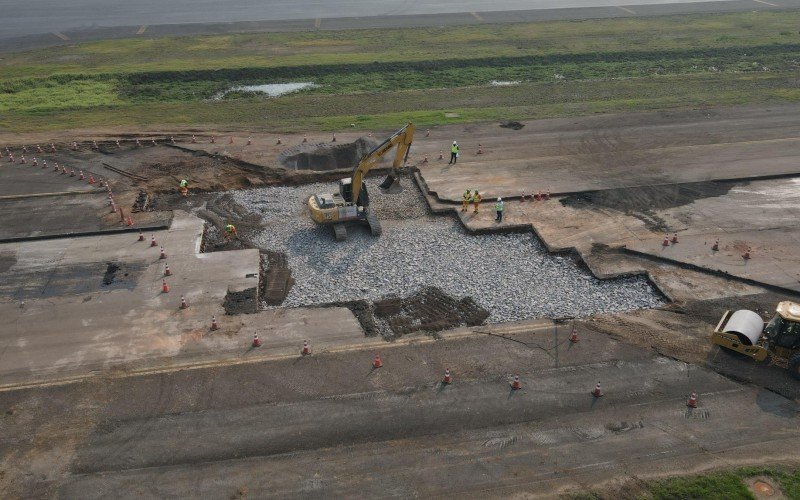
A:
[490,80,521,86]
[213,82,317,99]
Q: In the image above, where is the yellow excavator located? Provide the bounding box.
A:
[307,123,414,241]
[712,301,800,379]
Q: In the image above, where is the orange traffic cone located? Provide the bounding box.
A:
[302,135,308,143]
[180,295,188,309]
[37,144,43,153]
[569,327,579,343]
[301,340,311,356]
[191,135,197,143]
[247,137,252,145]
[743,249,751,260]
[136,139,141,147]
[126,216,134,227]
[711,240,719,251]
[511,375,521,390]
[477,144,483,155]
[159,246,167,259]
[438,150,443,160]
[79,171,84,180]
[88,175,96,184]
[210,136,216,144]
[276,138,282,145]
[425,129,430,137]
[20,156,26,164]
[50,143,56,152]
[69,169,75,177]
[422,154,428,164]
[115,139,121,148]
[331,133,336,142]
[252,333,261,347]
[211,316,220,331]
[170,136,176,144]
[592,382,604,397]
[62,166,67,175]
[687,392,698,408]
[535,191,542,201]
[373,355,383,368]
[42,159,48,169]
[671,232,678,244]
[229,136,234,145]
[164,264,172,276]
[544,190,551,200]
[161,279,170,293]
[138,230,144,242]
[32,157,38,166]
[151,235,158,247]
[443,369,452,384]
[151,139,157,146]
[662,234,670,247]
[520,191,526,202]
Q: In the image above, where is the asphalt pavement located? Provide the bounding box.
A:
[2,0,799,52]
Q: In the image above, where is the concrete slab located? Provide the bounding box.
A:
[415,104,800,202]
[625,178,800,293]
[0,212,270,384]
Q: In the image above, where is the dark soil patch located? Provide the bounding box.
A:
[102,262,137,286]
[322,287,489,340]
[278,137,378,171]
[373,287,488,339]
[223,287,258,315]
[499,121,525,130]
[560,180,738,231]
[261,251,294,306]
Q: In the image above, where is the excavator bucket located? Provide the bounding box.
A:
[379,172,403,193]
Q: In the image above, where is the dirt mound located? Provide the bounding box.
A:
[373,287,489,339]
[500,121,525,130]
[278,137,378,171]
[261,251,294,306]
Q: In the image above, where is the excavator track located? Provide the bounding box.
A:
[333,223,347,241]
[366,214,382,236]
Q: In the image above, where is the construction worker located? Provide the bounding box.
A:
[224,223,238,241]
[472,190,482,214]
[449,141,459,165]
[179,179,188,197]
[461,189,472,212]
[495,197,505,222]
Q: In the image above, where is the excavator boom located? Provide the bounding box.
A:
[351,122,414,203]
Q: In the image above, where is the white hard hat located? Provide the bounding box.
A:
[453,140,457,144]
[497,197,502,201]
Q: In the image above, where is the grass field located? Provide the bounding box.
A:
[575,466,800,499]
[0,11,799,132]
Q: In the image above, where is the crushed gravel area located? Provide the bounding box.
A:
[231,178,665,323]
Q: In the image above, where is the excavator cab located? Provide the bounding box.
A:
[339,178,369,209]
[764,302,800,350]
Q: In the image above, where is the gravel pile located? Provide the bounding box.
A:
[231,179,664,323]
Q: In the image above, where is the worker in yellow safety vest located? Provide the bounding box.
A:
[472,190,482,214]
[224,223,238,240]
[461,189,472,212]
[449,141,459,165]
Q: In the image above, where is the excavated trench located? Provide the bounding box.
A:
[278,137,378,171]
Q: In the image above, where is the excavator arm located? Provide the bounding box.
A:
[350,122,414,204]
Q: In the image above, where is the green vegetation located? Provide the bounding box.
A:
[0,11,799,131]
[572,466,800,499]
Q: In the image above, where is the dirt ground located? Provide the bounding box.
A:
[2,105,800,498]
